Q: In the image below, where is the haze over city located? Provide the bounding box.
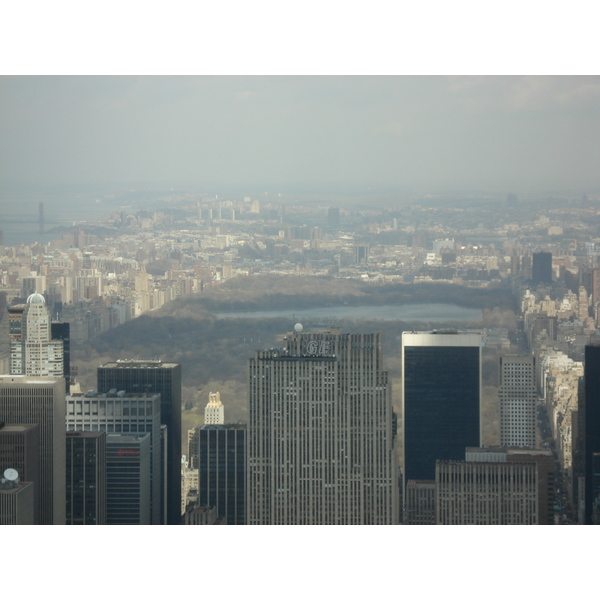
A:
[2,76,599,195]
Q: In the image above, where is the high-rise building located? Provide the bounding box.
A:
[66,391,162,524]
[204,391,224,425]
[436,447,554,525]
[0,422,40,523]
[532,251,553,284]
[247,327,398,525]
[0,471,35,525]
[97,360,181,525]
[499,355,537,448]
[0,375,66,524]
[436,460,539,525]
[50,321,71,389]
[7,294,64,379]
[196,423,245,525]
[402,331,481,487]
[106,433,151,524]
[405,480,436,525]
[583,344,600,524]
[66,431,107,525]
[22,293,64,378]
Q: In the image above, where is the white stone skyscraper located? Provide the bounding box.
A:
[247,327,398,525]
[499,355,537,448]
[12,293,64,378]
[204,391,224,425]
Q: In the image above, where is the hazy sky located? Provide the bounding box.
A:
[1,76,599,194]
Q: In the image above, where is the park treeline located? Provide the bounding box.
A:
[159,275,517,314]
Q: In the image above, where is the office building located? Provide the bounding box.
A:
[97,360,181,524]
[182,505,223,525]
[0,375,66,524]
[21,293,64,378]
[247,327,398,525]
[7,304,26,374]
[436,460,538,525]
[204,391,224,425]
[405,480,435,525]
[402,331,481,487]
[436,447,554,525]
[0,473,34,525]
[66,431,106,525]
[66,391,162,524]
[196,423,245,525]
[106,433,151,524]
[0,422,40,523]
[583,344,600,524]
[50,321,71,389]
[532,251,553,284]
[499,355,537,448]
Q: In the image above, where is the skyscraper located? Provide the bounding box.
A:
[0,375,66,524]
[51,321,71,389]
[204,391,224,425]
[66,431,107,525]
[436,447,554,525]
[22,293,64,378]
[499,355,537,448]
[583,344,600,524]
[106,433,151,524]
[402,331,481,487]
[0,422,40,523]
[247,327,398,525]
[66,391,162,524]
[0,472,35,525]
[196,423,245,525]
[97,360,181,524]
[532,251,553,284]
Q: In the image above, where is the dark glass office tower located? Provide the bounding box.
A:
[106,433,151,524]
[583,345,600,524]
[532,251,552,284]
[196,424,245,525]
[65,431,106,525]
[97,360,181,525]
[402,331,481,485]
[51,321,70,389]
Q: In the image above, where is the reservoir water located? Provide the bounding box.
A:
[216,303,482,322]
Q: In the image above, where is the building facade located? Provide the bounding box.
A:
[105,433,151,524]
[66,391,162,524]
[204,391,224,425]
[436,447,554,525]
[532,251,553,284]
[583,344,600,524]
[66,431,107,525]
[97,360,181,525]
[21,293,64,378]
[436,460,539,525]
[0,422,40,524]
[247,328,398,525]
[0,376,66,524]
[499,355,537,448]
[402,331,481,487]
[196,424,245,525]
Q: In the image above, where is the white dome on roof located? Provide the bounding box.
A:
[26,292,46,304]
